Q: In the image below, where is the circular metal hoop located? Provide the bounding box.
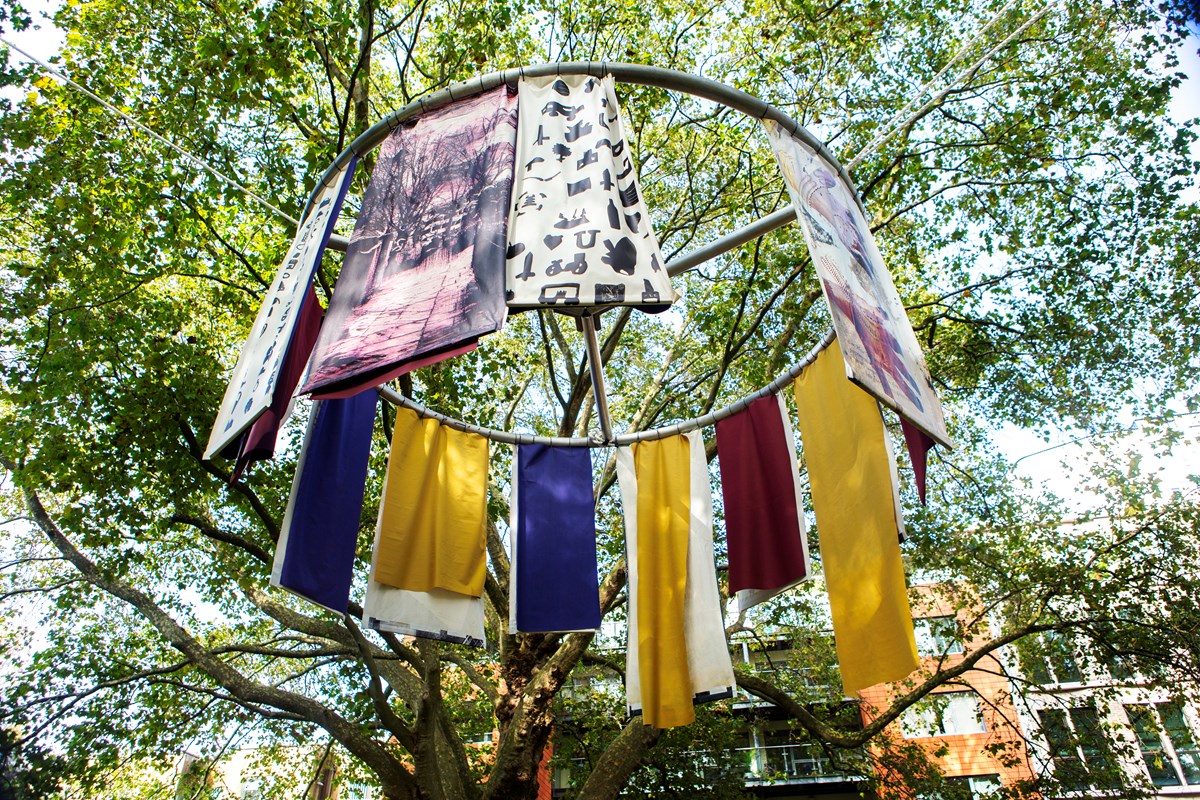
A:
[306,62,845,447]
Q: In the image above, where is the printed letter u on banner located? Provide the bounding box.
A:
[617,431,734,729]
[509,443,601,633]
[793,338,918,696]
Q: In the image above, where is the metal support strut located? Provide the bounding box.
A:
[580,313,615,445]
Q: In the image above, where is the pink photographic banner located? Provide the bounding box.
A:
[301,87,518,398]
[763,120,951,449]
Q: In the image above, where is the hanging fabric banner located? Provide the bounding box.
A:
[363,585,487,647]
[373,407,488,595]
[270,389,377,614]
[509,443,601,633]
[762,120,950,450]
[506,75,677,311]
[362,406,488,646]
[302,87,518,399]
[715,393,810,611]
[229,285,325,482]
[617,431,735,729]
[793,338,918,696]
[900,418,935,505]
[205,158,357,459]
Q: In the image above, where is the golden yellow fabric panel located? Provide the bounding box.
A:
[373,406,489,596]
[793,339,918,696]
[634,436,695,728]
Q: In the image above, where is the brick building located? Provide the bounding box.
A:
[858,582,1036,799]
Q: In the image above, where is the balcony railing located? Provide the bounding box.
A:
[740,743,861,784]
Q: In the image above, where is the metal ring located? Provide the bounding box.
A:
[299,63,844,447]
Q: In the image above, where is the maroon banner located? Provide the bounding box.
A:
[716,393,809,600]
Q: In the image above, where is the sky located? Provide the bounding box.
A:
[996,33,1200,506]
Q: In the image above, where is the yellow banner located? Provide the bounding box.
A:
[633,435,695,728]
[794,339,918,695]
[373,407,488,596]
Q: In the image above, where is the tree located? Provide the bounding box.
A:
[0,728,66,800]
[0,0,1197,798]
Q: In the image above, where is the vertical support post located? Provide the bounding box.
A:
[580,313,615,445]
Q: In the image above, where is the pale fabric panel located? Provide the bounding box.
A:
[508,444,520,631]
[363,585,486,648]
[763,119,949,448]
[621,436,734,728]
[270,402,318,587]
[206,160,355,457]
[682,430,736,699]
[506,74,676,310]
[616,447,644,716]
[363,424,486,647]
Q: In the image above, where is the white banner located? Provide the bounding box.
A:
[763,120,950,447]
[205,160,356,459]
[506,75,676,310]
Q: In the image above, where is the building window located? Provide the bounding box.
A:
[903,692,987,738]
[914,616,964,656]
[1037,706,1121,792]
[742,723,858,783]
[1126,702,1200,787]
[951,774,1003,799]
[735,635,841,701]
[918,774,1002,800]
[1018,631,1081,685]
[311,766,336,800]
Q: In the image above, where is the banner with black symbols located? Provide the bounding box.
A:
[506,74,677,311]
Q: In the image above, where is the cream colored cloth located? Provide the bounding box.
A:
[619,431,735,728]
[506,74,676,310]
[764,119,949,448]
[362,407,489,647]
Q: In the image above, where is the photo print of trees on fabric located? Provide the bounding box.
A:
[506,75,677,311]
[300,87,518,399]
[763,119,951,447]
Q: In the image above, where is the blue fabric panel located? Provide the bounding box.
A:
[279,390,377,612]
[515,444,601,632]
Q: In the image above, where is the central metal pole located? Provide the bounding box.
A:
[580,313,615,445]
